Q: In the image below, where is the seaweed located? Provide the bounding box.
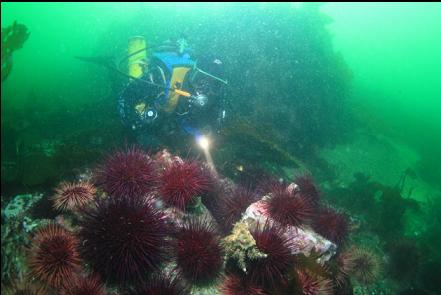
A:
[1,21,30,82]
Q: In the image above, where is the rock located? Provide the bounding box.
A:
[1,193,48,284]
[241,186,337,263]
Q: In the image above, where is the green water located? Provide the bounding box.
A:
[2,2,441,294]
[3,2,440,186]
[322,3,441,190]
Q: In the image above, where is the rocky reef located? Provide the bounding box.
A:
[1,148,384,294]
[1,193,49,284]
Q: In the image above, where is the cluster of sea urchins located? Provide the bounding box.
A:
[21,148,374,294]
[20,148,215,293]
[213,176,354,293]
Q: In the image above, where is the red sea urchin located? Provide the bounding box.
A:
[313,207,349,245]
[159,161,211,211]
[51,181,96,212]
[174,217,224,286]
[294,175,321,205]
[217,187,258,233]
[94,147,157,198]
[331,249,355,287]
[296,269,334,295]
[263,183,315,227]
[221,274,266,295]
[248,222,294,289]
[61,275,106,295]
[78,196,169,287]
[349,248,382,285]
[128,273,190,295]
[199,176,235,231]
[28,223,81,288]
[4,282,48,295]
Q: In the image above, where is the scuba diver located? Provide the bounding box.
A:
[117,35,228,149]
[78,35,228,149]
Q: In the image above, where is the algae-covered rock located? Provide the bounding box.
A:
[1,193,48,285]
[222,221,267,272]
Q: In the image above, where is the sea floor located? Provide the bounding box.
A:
[318,129,439,204]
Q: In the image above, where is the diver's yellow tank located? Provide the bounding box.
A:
[128,36,147,78]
